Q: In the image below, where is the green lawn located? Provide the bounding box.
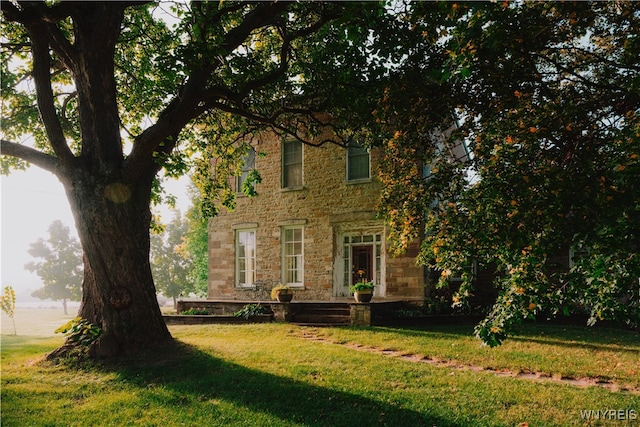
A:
[1,313,639,426]
[1,307,76,336]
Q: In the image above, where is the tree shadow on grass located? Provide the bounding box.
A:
[100,340,453,427]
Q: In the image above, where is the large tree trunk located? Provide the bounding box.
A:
[55,170,172,358]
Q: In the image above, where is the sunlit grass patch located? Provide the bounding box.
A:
[312,323,640,386]
[2,323,638,426]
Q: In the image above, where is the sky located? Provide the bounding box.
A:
[1,166,190,304]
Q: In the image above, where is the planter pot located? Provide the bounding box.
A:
[354,291,373,303]
[276,292,293,303]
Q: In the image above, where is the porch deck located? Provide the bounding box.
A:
[168,298,420,326]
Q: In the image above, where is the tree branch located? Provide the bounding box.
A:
[221,2,289,53]
[2,2,75,69]
[533,52,625,93]
[227,5,341,103]
[29,26,75,166]
[126,2,293,173]
[206,101,345,147]
[237,34,291,101]
[0,139,61,173]
[43,21,75,71]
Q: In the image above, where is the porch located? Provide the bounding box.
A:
[166,298,419,326]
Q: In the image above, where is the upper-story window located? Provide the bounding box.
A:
[282,140,303,188]
[347,144,370,181]
[236,147,256,194]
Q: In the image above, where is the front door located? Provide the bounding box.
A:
[334,230,385,298]
[351,245,373,285]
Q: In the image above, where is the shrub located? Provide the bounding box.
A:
[233,304,269,320]
[180,307,209,315]
[55,317,102,347]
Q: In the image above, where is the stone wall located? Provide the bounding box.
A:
[208,130,424,301]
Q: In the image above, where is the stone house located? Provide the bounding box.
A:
[204,127,597,322]
[207,130,426,301]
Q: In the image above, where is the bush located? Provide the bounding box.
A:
[180,307,209,315]
[55,317,102,347]
[233,304,269,320]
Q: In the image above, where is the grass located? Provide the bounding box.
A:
[313,323,640,387]
[1,308,76,336]
[1,310,639,426]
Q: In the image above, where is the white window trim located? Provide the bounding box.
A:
[235,229,257,288]
[281,225,304,287]
[340,230,385,296]
[346,144,371,182]
[282,140,304,188]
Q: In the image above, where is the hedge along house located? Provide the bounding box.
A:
[207,128,428,302]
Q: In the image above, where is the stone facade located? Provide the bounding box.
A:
[207,131,425,301]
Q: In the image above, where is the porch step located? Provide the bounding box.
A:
[290,302,351,326]
[292,314,351,325]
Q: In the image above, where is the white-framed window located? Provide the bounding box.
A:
[236,229,256,287]
[282,140,303,188]
[347,144,370,181]
[236,147,256,194]
[282,226,304,286]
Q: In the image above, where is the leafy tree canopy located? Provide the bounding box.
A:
[1,1,389,196]
[25,220,82,314]
[150,210,192,306]
[378,1,640,345]
[178,184,210,297]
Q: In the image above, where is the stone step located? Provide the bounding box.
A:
[291,302,350,310]
[289,303,351,324]
[291,322,350,327]
[295,307,350,316]
[292,314,350,325]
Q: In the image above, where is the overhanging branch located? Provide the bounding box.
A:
[127,2,293,169]
[0,139,62,173]
[128,2,348,173]
[1,2,73,70]
[207,101,345,147]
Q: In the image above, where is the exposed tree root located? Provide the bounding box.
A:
[45,342,93,361]
[45,335,176,361]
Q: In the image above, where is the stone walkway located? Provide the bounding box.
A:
[297,329,640,395]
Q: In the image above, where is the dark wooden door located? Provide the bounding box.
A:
[352,245,373,285]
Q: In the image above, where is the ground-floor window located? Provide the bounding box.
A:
[282,226,304,286]
[236,229,256,287]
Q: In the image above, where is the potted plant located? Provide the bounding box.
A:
[350,280,374,303]
[271,283,293,303]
